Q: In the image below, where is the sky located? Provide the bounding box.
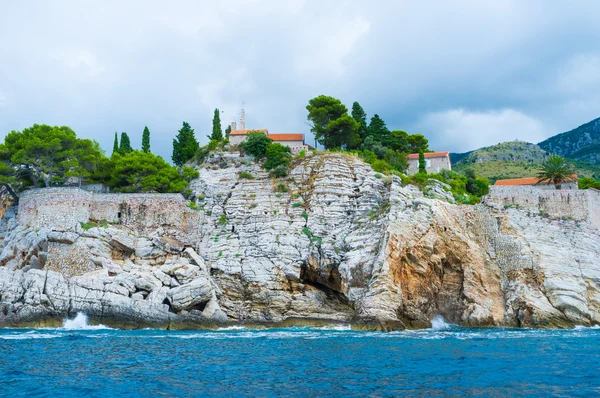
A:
[1,0,600,160]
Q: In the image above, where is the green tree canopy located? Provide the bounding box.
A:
[142,126,151,153]
[110,151,188,193]
[306,95,359,149]
[418,150,426,174]
[537,155,576,190]
[242,131,272,159]
[225,125,232,139]
[385,130,410,152]
[112,132,119,155]
[119,132,133,154]
[1,124,107,188]
[351,101,368,140]
[367,114,389,143]
[210,108,223,141]
[172,122,200,166]
[407,134,429,153]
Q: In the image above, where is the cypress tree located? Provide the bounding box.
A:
[210,108,223,141]
[225,125,232,139]
[142,126,151,153]
[351,102,368,141]
[112,132,119,155]
[418,150,426,174]
[172,121,199,166]
[119,132,133,154]
[367,114,389,143]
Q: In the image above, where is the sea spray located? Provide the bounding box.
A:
[62,313,110,330]
[430,315,453,330]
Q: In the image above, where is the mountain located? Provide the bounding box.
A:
[538,117,600,164]
[451,140,600,182]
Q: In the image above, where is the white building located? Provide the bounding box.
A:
[406,152,452,175]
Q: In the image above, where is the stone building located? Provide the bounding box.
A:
[228,129,269,146]
[406,152,452,175]
[229,129,310,154]
[493,175,579,190]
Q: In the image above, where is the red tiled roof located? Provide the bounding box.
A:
[268,134,304,141]
[229,129,268,136]
[407,151,449,159]
[494,174,578,186]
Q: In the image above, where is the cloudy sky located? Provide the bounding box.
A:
[1,0,600,160]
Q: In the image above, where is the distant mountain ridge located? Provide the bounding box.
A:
[538,117,600,165]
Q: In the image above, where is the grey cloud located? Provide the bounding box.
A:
[1,0,600,159]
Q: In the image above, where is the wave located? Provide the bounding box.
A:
[430,315,454,330]
[62,313,111,330]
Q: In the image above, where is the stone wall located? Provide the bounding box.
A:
[407,156,451,175]
[17,188,201,243]
[483,187,600,229]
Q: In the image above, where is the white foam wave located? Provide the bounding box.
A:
[62,313,110,330]
[430,315,453,330]
[216,326,248,331]
[0,333,60,340]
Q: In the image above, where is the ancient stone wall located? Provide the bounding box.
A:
[484,187,600,229]
[17,188,201,243]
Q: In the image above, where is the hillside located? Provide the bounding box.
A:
[538,117,600,164]
[452,141,600,182]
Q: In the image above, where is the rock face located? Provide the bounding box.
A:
[0,152,599,330]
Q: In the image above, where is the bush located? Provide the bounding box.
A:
[242,132,271,159]
[182,166,199,181]
[579,177,600,190]
[275,183,288,192]
[239,171,254,180]
[292,201,302,208]
[264,143,292,170]
[270,165,288,178]
[295,149,306,159]
[371,159,393,174]
[195,146,211,164]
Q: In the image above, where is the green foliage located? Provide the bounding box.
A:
[242,132,271,159]
[142,126,151,153]
[292,201,302,208]
[275,183,288,192]
[418,150,426,174]
[119,132,133,154]
[172,122,199,166]
[225,125,232,138]
[351,101,368,140]
[301,226,312,239]
[371,160,392,174]
[407,134,429,153]
[270,165,288,178]
[301,210,308,221]
[188,201,203,211]
[195,145,211,165]
[182,166,199,181]
[537,155,576,189]
[239,171,254,179]
[383,149,408,172]
[219,214,227,225]
[579,177,600,190]
[112,132,119,155]
[295,149,306,159]
[306,95,360,149]
[1,124,108,188]
[210,108,223,141]
[367,114,389,143]
[110,150,188,193]
[374,173,382,179]
[264,143,291,170]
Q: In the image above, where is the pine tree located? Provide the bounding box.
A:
[172,121,200,166]
[367,114,389,143]
[142,126,151,153]
[210,108,223,141]
[119,132,133,154]
[351,102,368,141]
[418,150,426,174]
[112,132,119,155]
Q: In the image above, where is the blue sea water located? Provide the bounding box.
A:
[1,314,599,397]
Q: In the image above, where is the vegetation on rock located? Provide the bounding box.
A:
[172,122,199,166]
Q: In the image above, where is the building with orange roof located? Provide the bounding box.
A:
[406,151,452,175]
[229,128,310,154]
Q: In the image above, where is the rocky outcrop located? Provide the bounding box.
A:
[0,152,599,330]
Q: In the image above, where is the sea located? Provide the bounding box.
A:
[0,313,599,397]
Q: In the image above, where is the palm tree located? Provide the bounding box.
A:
[536,155,576,190]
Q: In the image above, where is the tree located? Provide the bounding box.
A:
[142,126,151,153]
[242,131,272,159]
[367,114,389,142]
[464,168,490,197]
[210,108,223,141]
[264,143,291,170]
[172,122,200,166]
[407,134,429,153]
[537,155,576,190]
[110,151,188,193]
[119,132,133,154]
[225,125,232,139]
[112,132,119,155]
[418,150,426,174]
[385,130,410,153]
[306,95,359,149]
[351,101,368,141]
[2,124,107,187]
[383,149,408,172]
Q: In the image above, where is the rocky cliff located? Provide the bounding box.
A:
[0,152,599,330]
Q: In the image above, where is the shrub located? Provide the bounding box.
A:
[182,166,199,181]
[242,132,271,159]
[264,143,292,170]
[292,201,302,208]
[219,214,227,225]
[374,173,382,179]
[579,177,600,190]
[275,183,288,192]
[270,165,288,178]
[301,210,308,221]
[371,159,392,174]
[239,171,254,180]
[295,149,306,159]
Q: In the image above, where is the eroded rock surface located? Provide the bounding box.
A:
[0,152,599,330]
